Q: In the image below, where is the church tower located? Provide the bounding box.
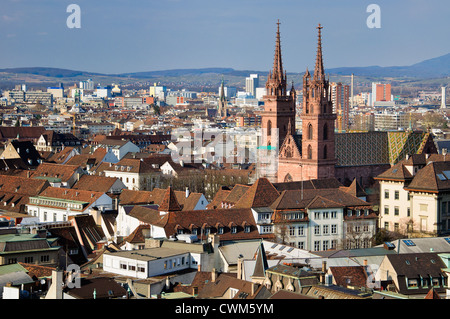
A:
[261,20,296,150]
[217,77,227,118]
[299,24,336,180]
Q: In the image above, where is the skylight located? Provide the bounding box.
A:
[443,171,450,179]
[403,239,416,246]
[444,238,450,244]
[437,174,447,181]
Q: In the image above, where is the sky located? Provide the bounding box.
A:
[0,0,449,74]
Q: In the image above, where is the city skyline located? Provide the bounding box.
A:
[1,0,449,74]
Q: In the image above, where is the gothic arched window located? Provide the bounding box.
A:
[267,120,272,136]
[308,123,313,140]
[323,123,328,140]
[307,145,312,159]
[323,145,328,159]
[284,173,293,183]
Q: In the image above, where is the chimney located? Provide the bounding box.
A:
[320,260,327,284]
[192,286,198,296]
[211,268,217,282]
[251,282,258,296]
[237,255,244,280]
[185,187,189,198]
[363,259,368,266]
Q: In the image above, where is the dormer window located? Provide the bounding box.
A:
[218,227,224,234]
[231,226,237,234]
[244,226,250,233]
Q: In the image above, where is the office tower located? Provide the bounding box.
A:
[330,82,350,132]
[245,74,259,97]
[371,82,392,106]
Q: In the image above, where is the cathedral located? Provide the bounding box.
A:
[259,22,437,187]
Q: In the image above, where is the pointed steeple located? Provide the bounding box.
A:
[313,24,325,82]
[272,19,283,82]
[287,118,293,136]
[266,19,287,97]
[217,76,227,118]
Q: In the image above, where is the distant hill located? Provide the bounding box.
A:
[326,53,450,78]
[0,67,102,78]
[117,67,237,78]
[1,52,450,88]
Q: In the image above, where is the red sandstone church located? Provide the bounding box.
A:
[258,22,437,187]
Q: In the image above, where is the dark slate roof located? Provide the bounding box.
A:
[405,161,450,192]
[385,252,447,295]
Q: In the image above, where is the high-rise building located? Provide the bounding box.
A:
[330,82,350,132]
[79,79,94,90]
[442,87,447,109]
[245,74,259,97]
[371,82,392,106]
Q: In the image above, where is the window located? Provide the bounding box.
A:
[24,256,33,263]
[331,240,337,249]
[331,224,337,234]
[323,240,329,251]
[314,225,320,235]
[308,123,313,140]
[384,206,389,215]
[314,212,321,220]
[261,226,273,234]
[323,225,329,235]
[394,207,399,216]
[331,211,337,219]
[41,255,50,263]
[289,226,296,236]
[231,226,237,234]
[8,258,17,264]
[298,242,304,249]
[394,191,399,200]
[307,145,312,159]
[244,226,251,233]
[120,263,127,270]
[407,207,411,217]
[323,212,329,219]
[218,227,224,234]
[314,241,320,251]
[384,190,389,199]
[129,265,136,271]
[384,222,389,230]
[297,226,304,236]
[407,279,418,288]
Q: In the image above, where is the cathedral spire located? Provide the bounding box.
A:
[272,19,283,82]
[313,24,325,82]
[266,19,286,97]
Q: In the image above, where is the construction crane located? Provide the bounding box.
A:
[337,108,343,133]
[62,112,76,136]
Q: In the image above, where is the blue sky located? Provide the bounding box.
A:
[0,0,449,74]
